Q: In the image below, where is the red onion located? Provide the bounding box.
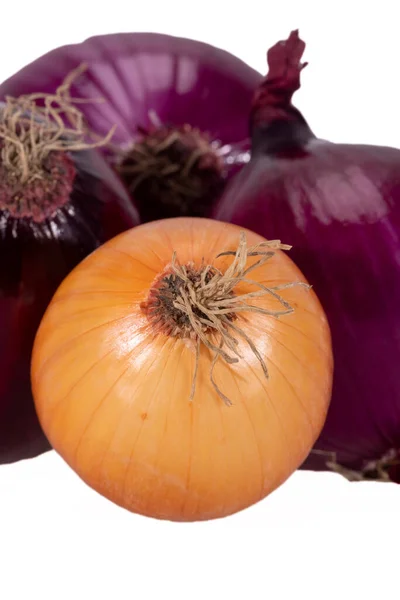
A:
[0,33,262,222]
[213,30,400,483]
[0,73,139,464]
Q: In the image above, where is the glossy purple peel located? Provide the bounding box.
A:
[214,31,400,482]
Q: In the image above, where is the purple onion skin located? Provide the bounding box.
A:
[213,31,400,479]
[0,33,261,160]
[0,149,139,464]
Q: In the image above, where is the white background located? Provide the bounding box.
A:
[1,1,399,599]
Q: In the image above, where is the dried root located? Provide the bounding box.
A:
[142,231,310,405]
[116,121,225,219]
[0,64,115,184]
[309,448,400,483]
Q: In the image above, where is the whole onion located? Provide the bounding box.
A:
[0,33,262,222]
[213,30,400,482]
[0,73,139,464]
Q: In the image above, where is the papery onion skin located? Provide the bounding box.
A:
[0,33,262,221]
[31,217,332,521]
[213,30,400,479]
[0,148,139,464]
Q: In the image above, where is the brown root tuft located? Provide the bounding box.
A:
[309,448,400,483]
[141,231,309,405]
[116,122,225,220]
[0,64,116,184]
